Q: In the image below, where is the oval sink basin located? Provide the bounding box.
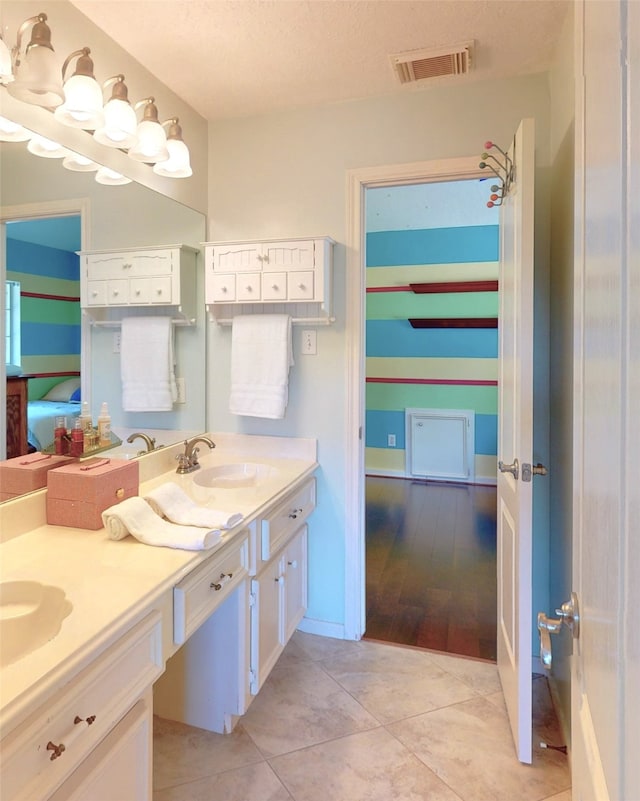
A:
[0,581,72,667]
[193,462,278,489]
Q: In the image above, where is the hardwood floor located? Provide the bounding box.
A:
[365,476,497,661]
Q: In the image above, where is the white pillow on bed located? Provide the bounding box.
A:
[41,377,81,402]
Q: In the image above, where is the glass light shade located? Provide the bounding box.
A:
[62,152,99,172]
[54,74,105,129]
[95,166,132,185]
[0,116,31,142]
[128,119,168,163]
[93,98,137,148]
[27,135,69,158]
[7,46,63,107]
[153,139,192,178]
[0,37,13,84]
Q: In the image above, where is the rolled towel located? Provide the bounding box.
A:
[145,482,243,530]
[102,496,221,551]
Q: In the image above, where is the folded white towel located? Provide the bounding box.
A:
[101,496,221,551]
[230,314,293,419]
[120,317,177,412]
[145,482,243,530]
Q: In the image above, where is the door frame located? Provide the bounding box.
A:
[344,156,486,639]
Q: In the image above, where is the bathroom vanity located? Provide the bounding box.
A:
[0,434,317,801]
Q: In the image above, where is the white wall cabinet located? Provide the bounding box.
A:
[79,245,198,321]
[204,237,333,321]
[0,612,163,801]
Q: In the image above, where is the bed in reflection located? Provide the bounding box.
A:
[27,377,82,452]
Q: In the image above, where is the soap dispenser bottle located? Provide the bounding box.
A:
[97,402,111,446]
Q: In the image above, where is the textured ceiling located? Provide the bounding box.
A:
[69,0,570,122]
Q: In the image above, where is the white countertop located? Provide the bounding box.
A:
[0,433,317,735]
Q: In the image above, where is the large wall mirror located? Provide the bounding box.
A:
[1,139,207,501]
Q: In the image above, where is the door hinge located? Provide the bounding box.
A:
[249,669,258,695]
[249,592,256,607]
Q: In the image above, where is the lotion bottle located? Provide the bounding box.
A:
[97,402,111,446]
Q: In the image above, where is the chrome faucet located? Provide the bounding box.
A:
[175,436,216,474]
[126,432,158,455]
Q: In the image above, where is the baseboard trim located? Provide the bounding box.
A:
[297,616,348,640]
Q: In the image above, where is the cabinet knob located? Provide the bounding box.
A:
[275,575,285,585]
[298,283,306,290]
[288,559,298,568]
[272,284,279,291]
[123,263,132,269]
[221,286,228,293]
[245,286,253,292]
[135,289,141,295]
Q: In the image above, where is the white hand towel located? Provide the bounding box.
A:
[230,314,293,419]
[120,317,177,412]
[101,496,221,551]
[145,482,243,530]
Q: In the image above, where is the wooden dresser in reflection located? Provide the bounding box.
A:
[6,376,30,458]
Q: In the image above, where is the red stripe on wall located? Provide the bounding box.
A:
[28,371,81,379]
[21,291,81,302]
[366,377,498,386]
[366,285,412,293]
[409,280,499,294]
[409,317,498,329]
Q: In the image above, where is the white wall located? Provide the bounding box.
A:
[207,73,553,631]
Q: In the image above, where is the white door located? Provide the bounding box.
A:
[570,2,638,799]
[496,117,536,764]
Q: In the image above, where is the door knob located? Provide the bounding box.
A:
[498,458,519,479]
[537,592,580,669]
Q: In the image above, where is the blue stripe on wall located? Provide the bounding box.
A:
[8,239,79,281]
[365,409,406,449]
[366,319,498,358]
[475,414,498,455]
[21,323,81,355]
[366,226,499,267]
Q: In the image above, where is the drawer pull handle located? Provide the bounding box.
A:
[210,572,233,591]
[288,559,298,568]
[47,741,66,761]
[74,715,96,726]
[288,507,303,519]
[275,575,285,585]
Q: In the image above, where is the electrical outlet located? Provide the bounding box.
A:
[113,332,121,354]
[176,377,186,404]
[388,434,396,447]
[301,329,317,355]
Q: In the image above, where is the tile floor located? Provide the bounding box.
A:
[153,632,571,801]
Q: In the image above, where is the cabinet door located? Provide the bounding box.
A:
[129,249,174,276]
[48,697,152,801]
[283,527,308,642]
[262,240,315,271]
[209,243,263,273]
[250,560,284,695]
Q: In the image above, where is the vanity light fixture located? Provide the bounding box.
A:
[62,151,99,172]
[95,165,132,185]
[27,133,69,158]
[6,13,64,108]
[128,97,169,164]
[153,118,192,178]
[54,48,104,129]
[0,115,31,142]
[93,75,138,148]
[0,35,13,84]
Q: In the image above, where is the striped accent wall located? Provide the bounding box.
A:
[7,238,81,400]
[365,225,499,482]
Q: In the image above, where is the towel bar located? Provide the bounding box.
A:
[215,316,335,327]
[89,318,195,328]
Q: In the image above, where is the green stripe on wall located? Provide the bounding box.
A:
[366,382,498,415]
[366,357,498,381]
[366,262,499,288]
[365,448,497,483]
[367,291,498,320]
[22,297,81,325]
[7,271,80,298]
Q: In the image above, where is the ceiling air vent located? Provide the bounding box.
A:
[390,42,473,84]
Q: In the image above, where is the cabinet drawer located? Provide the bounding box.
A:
[287,270,314,300]
[261,272,287,301]
[0,612,162,801]
[208,273,236,302]
[174,532,249,645]
[86,281,107,306]
[261,478,316,560]
[236,273,261,301]
[106,279,129,305]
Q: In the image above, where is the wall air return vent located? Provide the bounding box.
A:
[390,42,473,84]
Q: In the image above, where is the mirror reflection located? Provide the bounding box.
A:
[1,139,207,501]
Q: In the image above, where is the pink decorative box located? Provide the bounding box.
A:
[0,453,76,501]
[47,457,139,530]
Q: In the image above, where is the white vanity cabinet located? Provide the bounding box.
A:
[79,244,198,318]
[0,612,163,801]
[204,237,333,315]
